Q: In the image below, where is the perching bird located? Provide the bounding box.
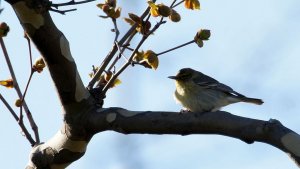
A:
[168,68,263,113]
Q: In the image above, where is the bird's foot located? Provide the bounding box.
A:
[179,109,191,114]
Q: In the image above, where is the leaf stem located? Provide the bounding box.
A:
[157,40,195,56]
[173,0,184,8]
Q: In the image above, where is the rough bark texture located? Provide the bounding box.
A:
[5,0,300,168]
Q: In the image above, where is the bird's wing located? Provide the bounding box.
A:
[193,71,245,97]
[196,81,245,97]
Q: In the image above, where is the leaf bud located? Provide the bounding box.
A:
[169,9,181,22]
[0,22,10,37]
[157,4,171,17]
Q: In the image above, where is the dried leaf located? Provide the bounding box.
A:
[157,4,171,17]
[124,18,135,26]
[112,7,121,18]
[141,50,159,70]
[96,3,105,9]
[169,9,181,22]
[184,0,200,10]
[33,57,46,73]
[103,71,121,88]
[128,13,142,24]
[15,99,22,107]
[148,1,160,17]
[195,29,211,40]
[0,79,14,88]
[195,39,203,48]
[111,78,121,88]
[133,50,145,62]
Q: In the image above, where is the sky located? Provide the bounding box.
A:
[1,0,300,168]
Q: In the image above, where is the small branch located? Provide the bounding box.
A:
[18,113,36,146]
[51,0,96,9]
[172,0,184,8]
[24,33,33,68]
[157,40,195,56]
[0,37,18,88]
[0,94,19,121]
[106,31,137,73]
[0,37,40,143]
[87,6,153,89]
[112,18,120,42]
[101,36,146,94]
[170,0,178,8]
[101,21,166,94]
[114,41,129,62]
[22,71,34,103]
[49,8,77,15]
[23,34,35,103]
[122,45,134,51]
[0,94,35,146]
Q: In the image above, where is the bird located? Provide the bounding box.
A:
[168,68,263,113]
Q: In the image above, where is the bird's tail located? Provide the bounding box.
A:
[240,97,264,105]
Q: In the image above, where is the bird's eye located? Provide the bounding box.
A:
[179,73,191,80]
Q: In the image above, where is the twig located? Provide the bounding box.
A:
[0,94,19,121]
[101,20,166,94]
[170,0,178,8]
[87,6,153,89]
[92,65,97,74]
[49,8,77,15]
[0,37,40,143]
[21,71,34,104]
[23,34,35,103]
[114,41,129,62]
[108,32,137,71]
[122,45,134,51]
[24,33,33,68]
[112,18,120,42]
[172,0,184,8]
[157,40,195,56]
[0,94,35,146]
[51,0,95,9]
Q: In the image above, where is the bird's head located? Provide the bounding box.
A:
[168,68,196,82]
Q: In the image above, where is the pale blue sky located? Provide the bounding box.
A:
[1,0,300,168]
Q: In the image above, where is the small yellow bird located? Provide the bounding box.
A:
[169,68,263,113]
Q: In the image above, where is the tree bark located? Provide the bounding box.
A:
[5,0,300,168]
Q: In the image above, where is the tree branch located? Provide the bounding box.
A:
[0,37,40,143]
[0,94,36,145]
[6,0,93,110]
[89,108,300,167]
[6,0,300,168]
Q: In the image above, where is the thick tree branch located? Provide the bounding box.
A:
[89,108,300,167]
[6,0,93,113]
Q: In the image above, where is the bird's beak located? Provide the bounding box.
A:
[168,76,178,80]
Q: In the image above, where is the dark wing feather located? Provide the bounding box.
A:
[193,72,245,97]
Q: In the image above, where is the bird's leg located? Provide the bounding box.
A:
[179,108,191,114]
